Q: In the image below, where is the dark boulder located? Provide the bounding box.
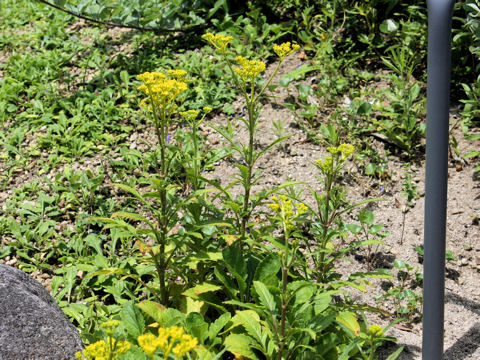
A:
[0,264,83,359]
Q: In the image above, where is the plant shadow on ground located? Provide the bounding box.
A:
[444,292,480,360]
[377,341,420,360]
[353,251,397,270]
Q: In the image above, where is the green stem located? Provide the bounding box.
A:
[192,122,199,190]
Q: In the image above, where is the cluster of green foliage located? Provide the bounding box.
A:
[2,0,475,359]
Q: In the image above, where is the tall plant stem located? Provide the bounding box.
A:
[318,174,333,282]
[152,104,170,305]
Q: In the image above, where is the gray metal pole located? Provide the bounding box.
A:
[423,1,454,359]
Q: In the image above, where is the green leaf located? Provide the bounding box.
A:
[380,19,399,33]
[346,223,362,234]
[253,281,276,314]
[358,209,374,224]
[183,283,222,299]
[208,312,231,341]
[356,102,372,115]
[253,253,281,283]
[222,244,247,295]
[186,312,209,344]
[234,310,263,343]
[223,334,259,360]
[336,311,360,335]
[214,266,238,299]
[85,234,103,255]
[137,301,185,327]
[111,211,155,230]
[121,300,145,338]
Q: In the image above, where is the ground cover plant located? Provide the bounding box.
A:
[2,1,480,359]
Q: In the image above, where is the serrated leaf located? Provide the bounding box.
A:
[253,253,281,282]
[209,312,231,341]
[186,312,208,344]
[253,281,276,314]
[136,300,167,324]
[121,300,145,337]
[111,211,155,229]
[336,311,360,335]
[223,334,259,360]
[234,310,263,343]
[183,283,222,299]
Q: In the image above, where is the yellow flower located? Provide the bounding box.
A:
[100,320,119,336]
[137,71,188,109]
[76,338,131,360]
[273,42,301,60]
[202,32,233,51]
[296,202,308,217]
[203,106,213,114]
[269,195,306,228]
[167,69,187,81]
[180,110,200,123]
[368,324,384,337]
[137,326,197,359]
[138,333,159,357]
[338,143,355,159]
[172,334,198,358]
[234,56,266,83]
[316,155,333,172]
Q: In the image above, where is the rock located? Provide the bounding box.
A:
[0,265,83,359]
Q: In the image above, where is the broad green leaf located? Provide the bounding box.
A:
[121,300,145,338]
[336,311,360,335]
[358,209,374,224]
[136,300,189,327]
[253,253,281,282]
[222,244,247,295]
[235,310,263,343]
[183,283,222,299]
[338,337,362,360]
[183,297,205,315]
[186,312,208,344]
[208,312,231,341]
[223,334,259,360]
[85,234,103,255]
[253,281,276,314]
[356,102,372,115]
[380,19,399,33]
[346,223,362,234]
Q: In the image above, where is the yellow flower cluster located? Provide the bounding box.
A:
[137,326,198,359]
[180,110,200,123]
[368,324,384,337]
[316,155,334,172]
[100,320,119,336]
[167,69,187,81]
[202,32,233,51]
[234,56,266,83]
[268,195,308,227]
[75,338,131,360]
[316,143,355,172]
[203,106,213,114]
[273,42,301,60]
[327,143,355,160]
[137,71,188,110]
